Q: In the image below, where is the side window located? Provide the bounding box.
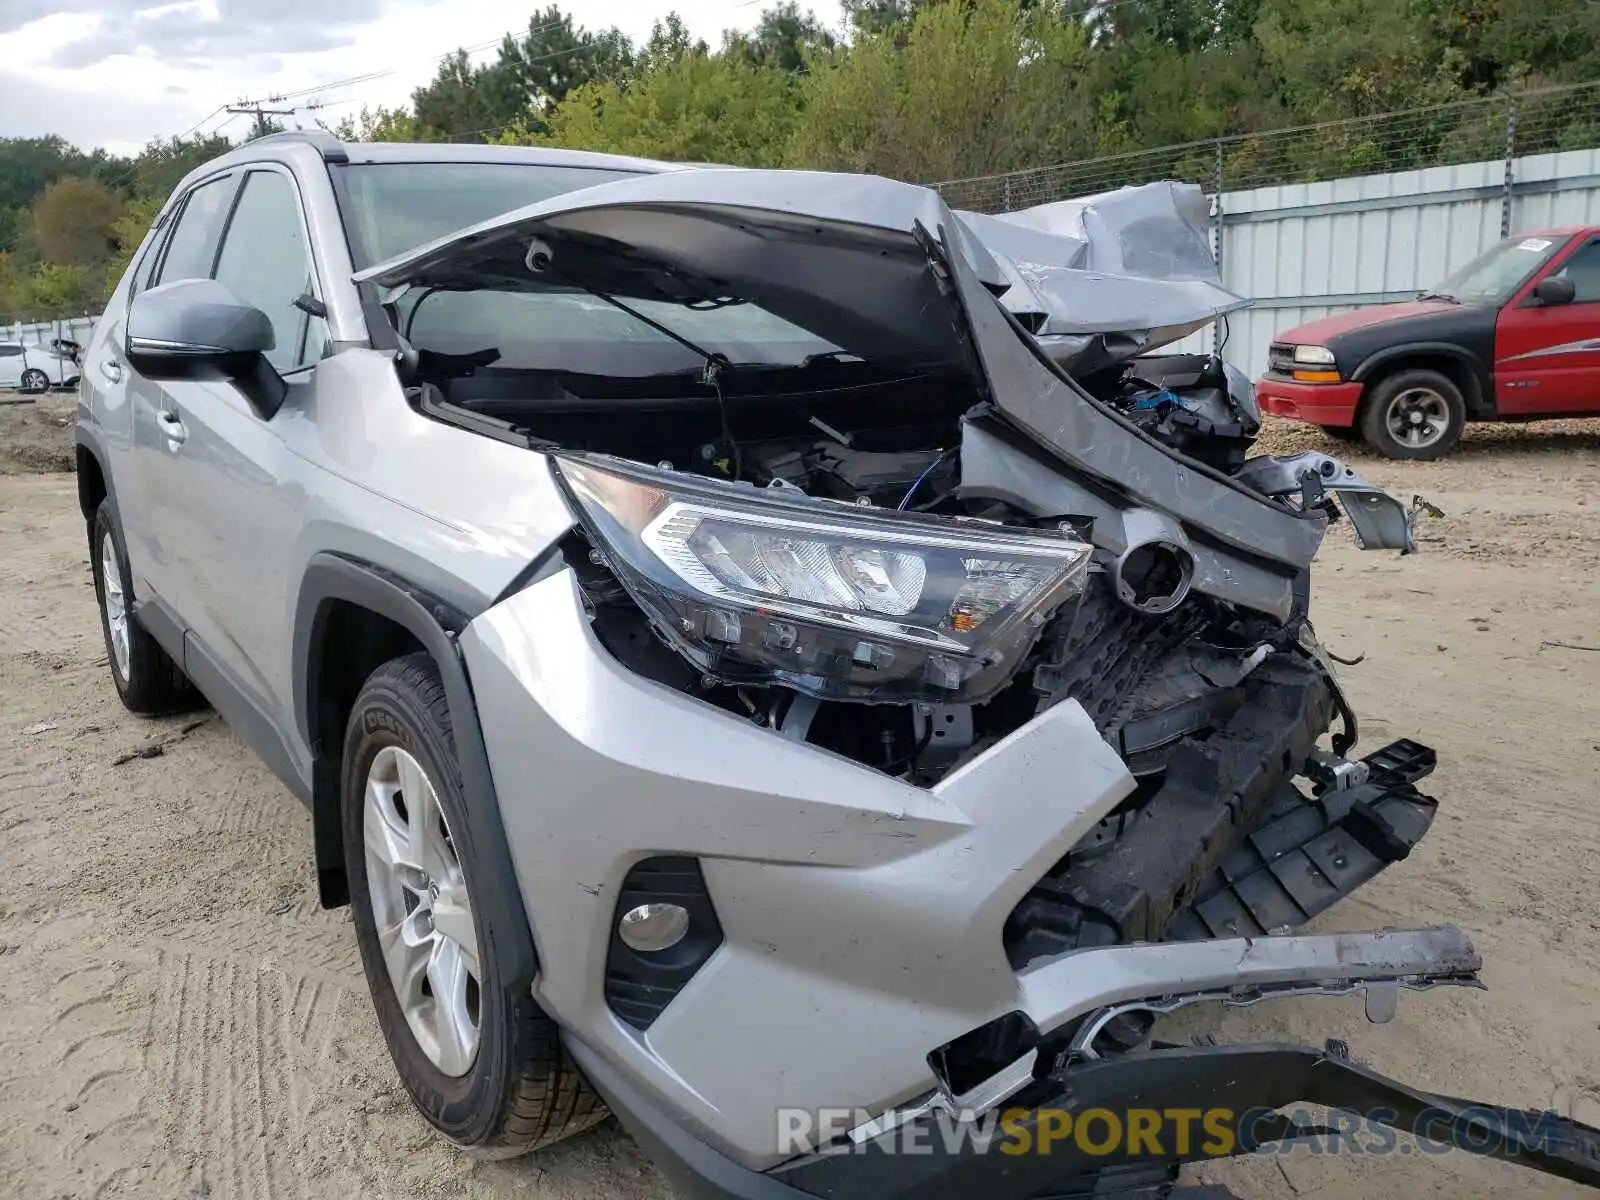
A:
[1554,240,1600,303]
[153,176,233,286]
[212,171,328,373]
[0,345,21,358]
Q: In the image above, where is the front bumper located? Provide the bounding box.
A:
[457,566,1593,1200]
[568,1026,1600,1200]
[1256,376,1364,426]
[463,566,1140,1166]
[458,569,1593,1196]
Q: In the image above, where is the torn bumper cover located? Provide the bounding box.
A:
[570,926,1600,1200]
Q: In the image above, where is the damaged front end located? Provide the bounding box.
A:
[358,168,1600,1194]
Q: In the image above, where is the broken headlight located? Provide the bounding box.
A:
[556,455,1093,703]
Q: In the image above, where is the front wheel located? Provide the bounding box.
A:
[20,368,49,394]
[1359,369,1466,460]
[90,499,200,714]
[342,653,606,1158]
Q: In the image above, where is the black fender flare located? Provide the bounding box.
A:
[1348,342,1492,415]
[72,426,119,525]
[291,553,539,987]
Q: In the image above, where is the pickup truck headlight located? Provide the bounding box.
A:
[556,455,1093,703]
[1292,345,1336,366]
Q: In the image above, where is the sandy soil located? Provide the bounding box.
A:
[0,392,77,474]
[1,416,1597,1199]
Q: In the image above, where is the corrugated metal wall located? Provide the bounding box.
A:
[2,315,98,348]
[1178,147,1600,377]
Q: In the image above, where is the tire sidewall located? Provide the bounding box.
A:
[341,662,518,1148]
[21,369,48,394]
[91,502,134,699]
[1361,369,1466,460]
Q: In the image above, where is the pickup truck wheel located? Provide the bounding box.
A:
[1360,369,1465,460]
[90,499,200,714]
[342,653,606,1158]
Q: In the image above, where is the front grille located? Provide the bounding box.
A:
[1267,343,1296,375]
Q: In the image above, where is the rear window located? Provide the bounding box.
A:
[340,162,637,269]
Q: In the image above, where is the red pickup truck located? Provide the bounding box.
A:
[1256,225,1600,458]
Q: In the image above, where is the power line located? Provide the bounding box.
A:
[249,15,576,109]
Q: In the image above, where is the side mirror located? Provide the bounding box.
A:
[125,279,287,417]
[1533,275,1576,306]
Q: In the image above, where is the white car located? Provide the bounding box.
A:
[0,341,79,392]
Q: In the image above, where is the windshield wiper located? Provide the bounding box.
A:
[1418,291,1460,304]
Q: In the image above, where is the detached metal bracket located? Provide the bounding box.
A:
[776,1042,1600,1197]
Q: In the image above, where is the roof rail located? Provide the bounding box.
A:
[243,129,349,164]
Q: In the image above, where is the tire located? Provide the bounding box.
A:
[342,653,606,1158]
[1317,424,1361,441]
[20,368,49,394]
[90,499,200,715]
[1359,369,1466,460]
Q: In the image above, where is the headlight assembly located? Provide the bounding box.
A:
[556,455,1093,703]
[1292,345,1336,366]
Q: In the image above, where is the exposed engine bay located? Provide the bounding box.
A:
[367,173,1436,968]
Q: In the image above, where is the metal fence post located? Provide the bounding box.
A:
[1212,139,1226,356]
[1502,94,1519,237]
[1002,174,1013,213]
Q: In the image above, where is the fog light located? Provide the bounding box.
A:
[618,903,690,953]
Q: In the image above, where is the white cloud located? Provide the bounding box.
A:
[0,0,800,155]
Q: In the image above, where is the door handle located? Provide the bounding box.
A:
[156,408,187,447]
[100,360,122,384]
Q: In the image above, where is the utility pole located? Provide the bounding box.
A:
[226,100,300,140]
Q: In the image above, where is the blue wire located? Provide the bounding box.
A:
[899,448,954,511]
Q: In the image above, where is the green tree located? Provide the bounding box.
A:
[411,50,505,141]
[1254,0,1459,118]
[328,105,420,143]
[0,251,23,319]
[527,49,799,165]
[639,13,708,70]
[789,0,1094,181]
[125,134,235,205]
[489,7,636,130]
[103,193,165,295]
[20,261,96,318]
[0,136,98,213]
[33,177,124,266]
[724,3,836,75]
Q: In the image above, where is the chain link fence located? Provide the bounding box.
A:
[934,79,1600,213]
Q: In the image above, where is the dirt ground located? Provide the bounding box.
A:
[1,407,1597,1200]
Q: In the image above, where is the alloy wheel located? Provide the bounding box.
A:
[363,745,481,1077]
[1383,387,1450,451]
[99,533,130,682]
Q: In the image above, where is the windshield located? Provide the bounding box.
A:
[345,160,843,373]
[341,162,639,269]
[397,287,841,375]
[1427,234,1570,304]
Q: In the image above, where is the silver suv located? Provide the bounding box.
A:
[76,132,1599,1198]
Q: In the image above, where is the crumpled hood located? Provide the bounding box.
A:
[354,169,1249,372]
[955,182,1248,359]
[356,165,1321,579]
